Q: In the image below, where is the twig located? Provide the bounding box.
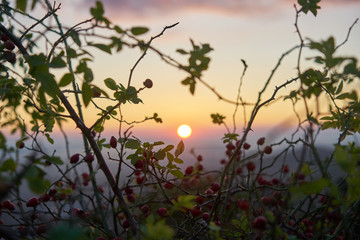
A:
[127,22,179,88]
[19,3,61,40]
[335,18,359,51]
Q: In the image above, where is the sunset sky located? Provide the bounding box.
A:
[30,1,360,147]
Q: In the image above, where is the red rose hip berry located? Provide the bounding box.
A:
[157,207,168,217]
[143,78,153,88]
[243,142,251,150]
[237,199,250,211]
[257,137,265,145]
[70,153,80,164]
[26,197,39,208]
[85,154,94,163]
[185,166,194,175]
[210,182,220,192]
[246,162,256,171]
[264,146,272,154]
[110,136,117,148]
[4,40,15,50]
[253,215,267,230]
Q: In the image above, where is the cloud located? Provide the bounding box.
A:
[80,0,288,21]
[76,0,360,23]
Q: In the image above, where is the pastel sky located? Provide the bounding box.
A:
[34,0,360,145]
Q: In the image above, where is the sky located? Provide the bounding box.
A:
[7,0,360,149]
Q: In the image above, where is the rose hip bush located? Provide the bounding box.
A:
[0,0,360,239]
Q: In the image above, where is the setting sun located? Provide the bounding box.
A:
[177,124,192,138]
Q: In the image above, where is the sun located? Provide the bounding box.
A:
[177,124,192,138]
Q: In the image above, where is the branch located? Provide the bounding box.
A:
[19,3,62,40]
[335,18,359,51]
[127,22,179,88]
[3,19,139,235]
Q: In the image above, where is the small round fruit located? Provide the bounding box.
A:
[185,166,194,175]
[196,195,205,205]
[70,153,80,164]
[282,165,289,173]
[124,187,133,194]
[122,219,130,229]
[136,176,144,185]
[197,163,204,171]
[134,159,144,169]
[237,199,250,211]
[261,196,271,206]
[246,162,256,171]
[157,207,168,217]
[190,206,202,217]
[205,188,214,195]
[197,155,203,161]
[26,197,39,208]
[92,88,101,97]
[140,205,150,214]
[39,193,50,202]
[3,51,16,63]
[85,154,94,163]
[164,181,174,190]
[2,200,15,210]
[264,146,272,155]
[126,194,135,203]
[110,136,117,148]
[1,33,9,42]
[253,215,267,230]
[257,137,265,145]
[4,40,15,50]
[143,78,153,88]
[243,143,251,150]
[202,212,210,221]
[17,141,25,149]
[210,182,220,192]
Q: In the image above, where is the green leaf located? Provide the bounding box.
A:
[211,113,226,125]
[141,219,175,240]
[334,145,357,173]
[104,78,118,90]
[49,224,88,240]
[176,49,188,55]
[45,133,54,144]
[49,55,66,68]
[59,73,74,87]
[16,0,27,12]
[28,178,50,194]
[31,0,39,10]
[172,195,195,211]
[88,43,112,54]
[1,159,17,172]
[153,141,165,146]
[39,73,60,99]
[170,169,184,179]
[114,25,123,33]
[163,145,174,152]
[47,156,63,165]
[154,150,166,160]
[125,139,141,149]
[167,152,174,161]
[175,140,184,157]
[174,158,183,164]
[291,178,330,196]
[70,30,81,47]
[130,27,149,36]
[82,81,93,107]
[90,1,104,21]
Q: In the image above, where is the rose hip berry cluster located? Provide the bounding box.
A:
[0,32,16,64]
